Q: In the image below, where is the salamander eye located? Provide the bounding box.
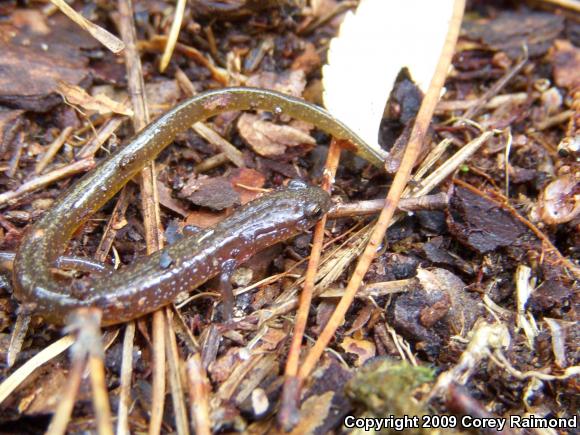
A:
[288,179,308,190]
[304,203,322,217]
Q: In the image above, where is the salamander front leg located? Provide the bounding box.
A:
[219,259,237,321]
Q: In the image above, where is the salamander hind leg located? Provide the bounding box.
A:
[219,259,237,321]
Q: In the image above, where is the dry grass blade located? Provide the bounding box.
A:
[319,278,417,298]
[6,132,24,178]
[88,343,114,435]
[78,116,126,159]
[144,36,228,85]
[266,222,372,320]
[194,153,230,173]
[117,322,136,435]
[263,134,488,330]
[176,70,244,168]
[276,132,487,316]
[95,185,133,261]
[297,0,467,381]
[192,123,246,168]
[118,1,166,433]
[186,354,211,435]
[45,346,86,435]
[165,311,191,435]
[540,0,580,13]
[0,158,95,208]
[279,139,342,430]
[491,352,580,381]
[45,311,115,435]
[536,109,574,130]
[6,311,31,368]
[461,49,528,121]
[35,126,73,174]
[150,312,166,435]
[50,0,124,53]
[0,335,74,405]
[160,0,187,72]
[435,92,529,113]
[411,132,494,198]
[57,82,134,116]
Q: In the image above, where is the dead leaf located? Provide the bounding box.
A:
[246,70,306,97]
[339,337,376,367]
[323,0,453,153]
[464,11,564,59]
[11,9,50,34]
[179,169,267,229]
[549,40,580,90]
[419,292,451,328]
[289,391,335,435]
[179,176,240,211]
[416,268,483,335]
[142,80,181,115]
[186,209,227,229]
[156,182,190,217]
[237,113,315,157]
[314,300,339,335]
[229,168,266,204]
[0,40,89,111]
[57,82,133,116]
[254,327,286,352]
[92,80,180,116]
[208,347,244,383]
[20,368,69,415]
[344,303,375,335]
[291,42,322,75]
[447,186,528,253]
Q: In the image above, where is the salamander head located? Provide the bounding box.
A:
[217,181,331,247]
[285,180,331,231]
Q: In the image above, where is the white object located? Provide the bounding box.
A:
[323,0,455,150]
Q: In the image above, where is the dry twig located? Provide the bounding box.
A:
[328,192,449,218]
[35,126,73,174]
[165,311,191,435]
[118,1,166,433]
[78,116,126,159]
[297,0,466,380]
[160,0,187,72]
[50,0,124,53]
[0,336,74,405]
[279,139,342,430]
[186,354,212,435]
[116,322,136,435]
[0,158,95,208]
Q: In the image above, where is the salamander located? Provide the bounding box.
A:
[0,252,111,275]
[12,87,383,325]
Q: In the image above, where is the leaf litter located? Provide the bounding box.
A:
[0,1,578,434]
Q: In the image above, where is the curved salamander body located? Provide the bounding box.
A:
[13,87,379,325]
[15,184,329,325]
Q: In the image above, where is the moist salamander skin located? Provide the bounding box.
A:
[13,87,380,326]
[17,182,330,325]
